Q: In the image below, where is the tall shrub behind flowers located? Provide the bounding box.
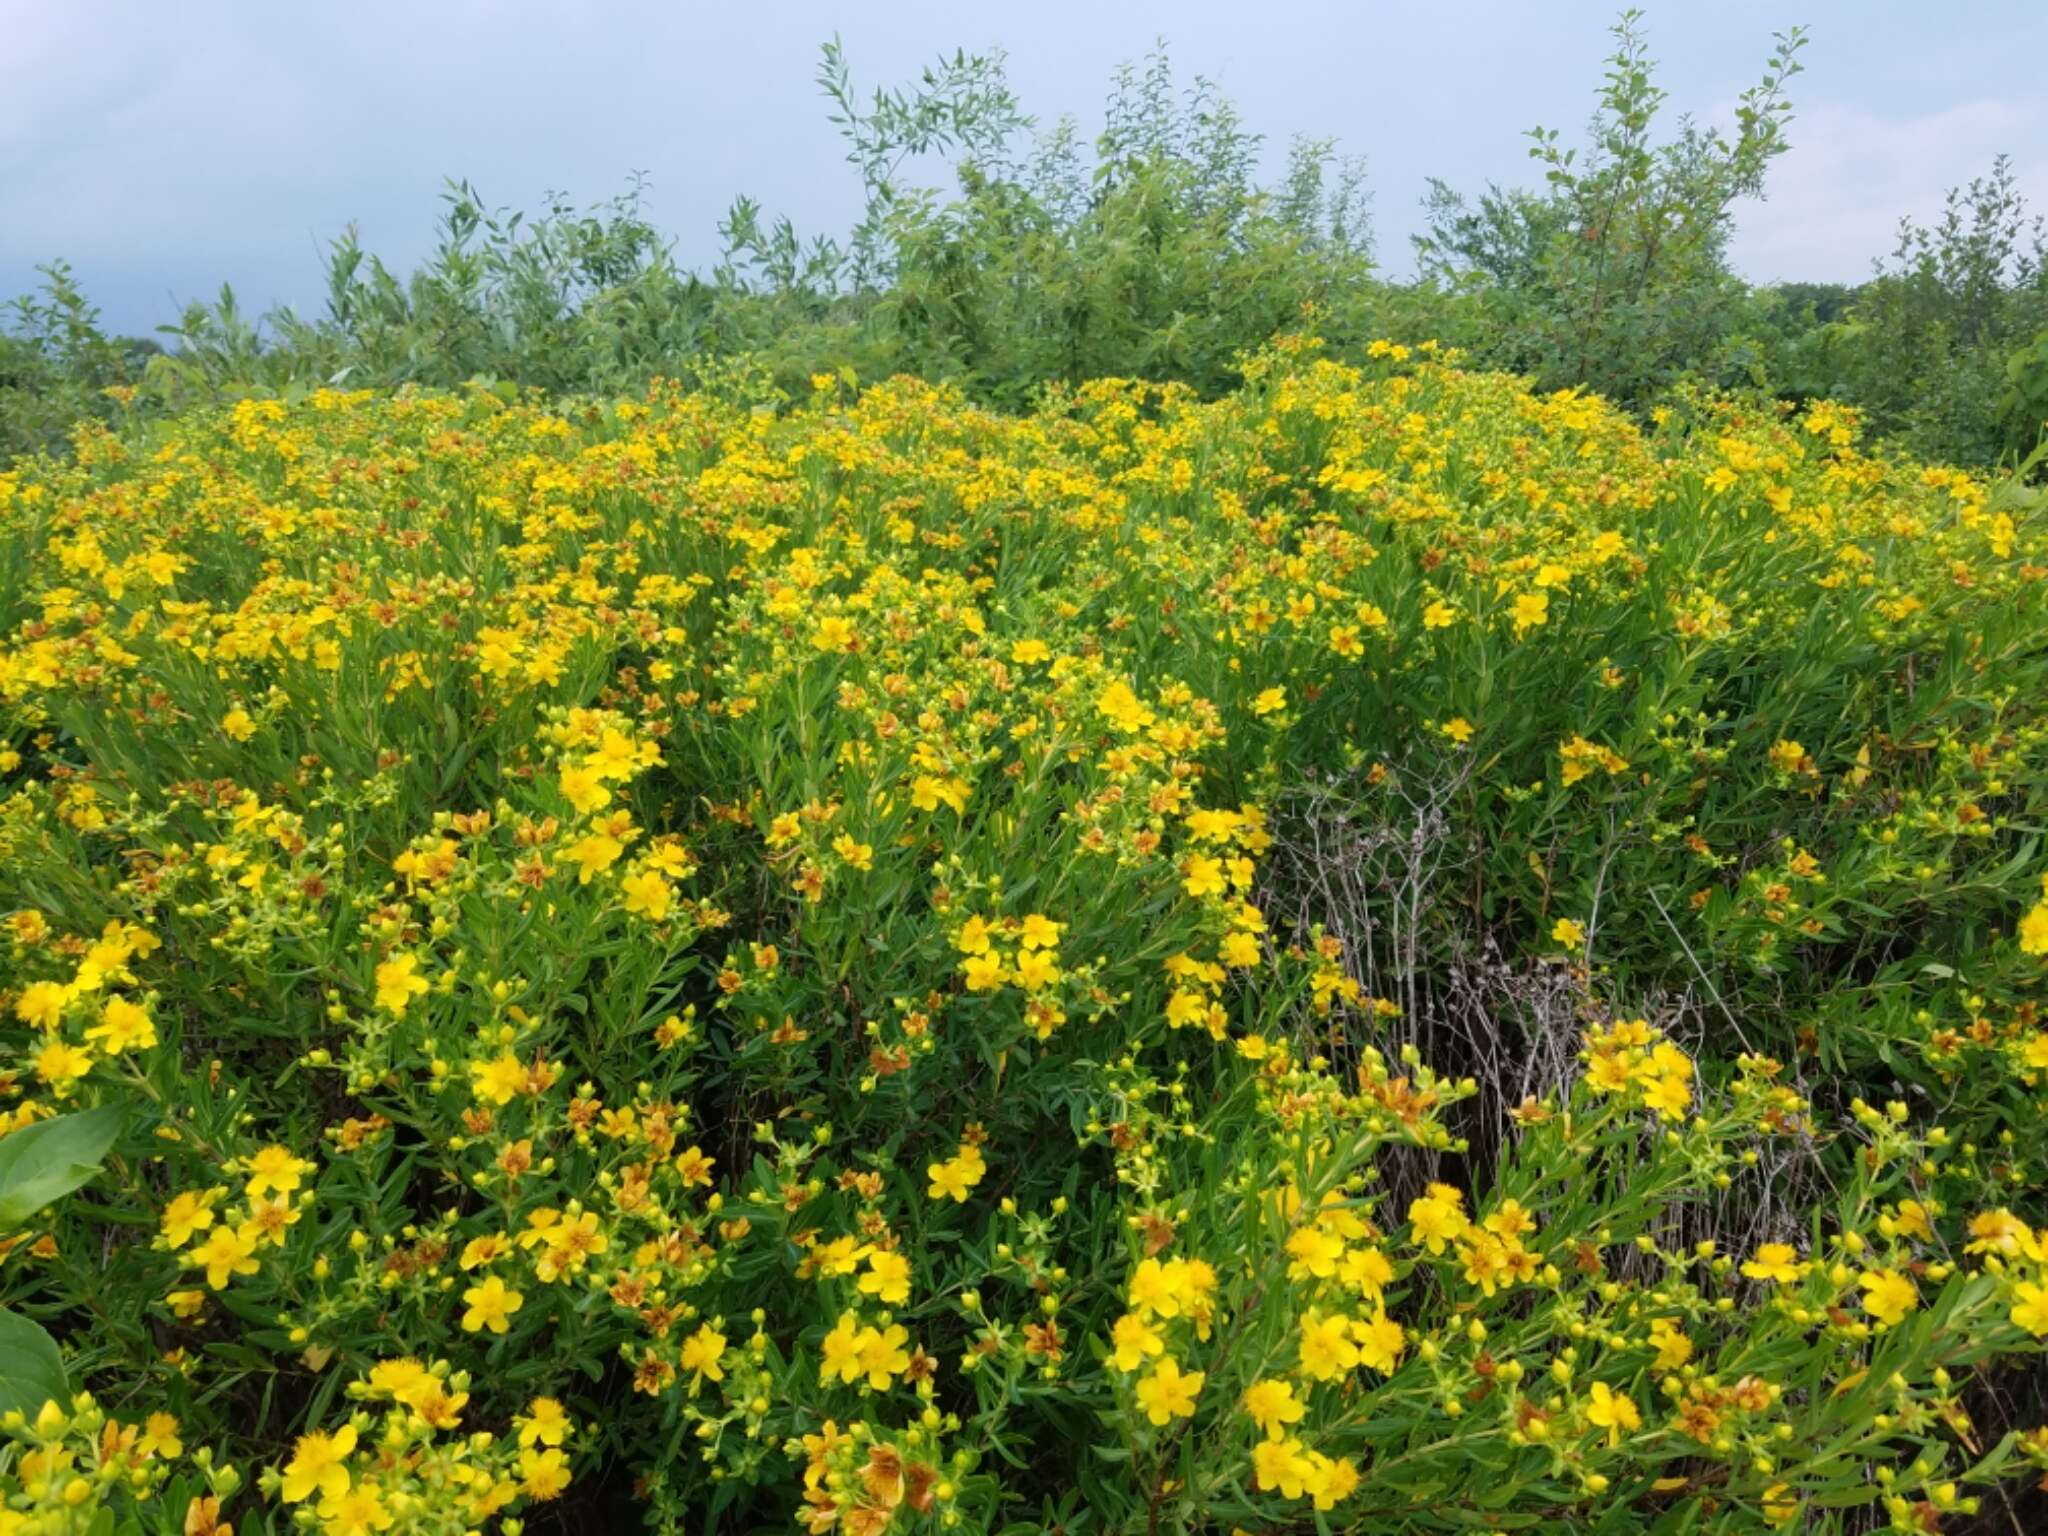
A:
[0,348,2044,1532]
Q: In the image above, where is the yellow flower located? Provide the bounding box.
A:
[809,1235,862,1278]
[811,615,856,652]
[675,1145,715,1187]
[1965,1210,2033,1256]
[461,1274,524,1334]
[1303,1450,1360,1511]
[470,1051,529,1107]
[1874,1203,1926,1249]
[1125,1257,1180,1319]
[33,1038,92,1087]
[1641,1068,1693,1120]
[1585,1381,1641,1445]
[1351,1310,1405,1374]
[1133,1357,1203,1425]
[1013,949,1061,991]
[1018,912,1061,950]
[85,994,156,1053]
[14,980,70,1030]
[244,1145,311,1197]
[2011,1281,2048,1338]
[160,1191,217,1250]
[2020,902,2048,957]
[1339,1244,1394,1300]
[373,953,429,1016]
[165,1288,206,1320]
[519,1446,572,1501]
[364,1358,432,1406]
[927,1155,979,1202]
[1441,716,1474,745]
[1254,1436,1312,1499]
[1761,1483,1800,1527]
[960,952,1008,991]
[857,1321,912,1390]
[1740,1242,1806,1283]
[1096,682,1155,734]
[1182,855,1226,899]
[280,1423,357,1503]
[679,1323,728,1384]
[1511,591,1549,635]
[910,773,970,814]
[558,762,611,815]
[926,1144,984,1202]
[1407,1188,1467,1254]
[317,1483,392,1536]
[1858,1267,1918,1327]
[221,707,257,742]
[1768,738,1806,775]
[1297,1310,1359,1381]
[190,1225,260,1289]
[138,1412,182,1459]
[819,1311,864,1385]
[564,832,624,883]
[516,1397,570,1448]
[1648,1317,1693,1370]
[1109,1312,1165,1372]
[1251,686,1287,716]
[858,1248,911,1306]
[1551,917,1585,947]
[1241,1377,1305,1440]
[1220,930,1262,967]
[619,869,674,921]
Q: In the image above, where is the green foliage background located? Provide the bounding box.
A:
[7,15,2045,477]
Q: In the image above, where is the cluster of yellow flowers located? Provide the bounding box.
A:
[11,918,160,1100]
[2,336,2047,1531]
[264,1365,572,1533]
[0,1396,230,1536]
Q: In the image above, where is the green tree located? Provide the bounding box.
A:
[0,263,158,461]
[1415,10,1806,407]
[1780,155,2048,467]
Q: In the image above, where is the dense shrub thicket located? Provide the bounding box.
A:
[5,16,2046,474]
[3,333,2048,1532]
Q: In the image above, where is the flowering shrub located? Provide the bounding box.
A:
[1,337,2047,1533]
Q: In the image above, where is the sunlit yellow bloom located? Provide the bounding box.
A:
[374,952,430,1016]
[1740,1243,1806,1283]
[189,1224,259,1289]
[679,1323,728,1385]
[462,1274,524,1334]
[1858,1267,1918,1327]
[1099,1310,1161,1373]
[1585,1381,1640,1445]
[281,1424,357,1503]
[1133,1357,1203,1424]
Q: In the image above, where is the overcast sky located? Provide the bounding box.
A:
[4,0,2044,336]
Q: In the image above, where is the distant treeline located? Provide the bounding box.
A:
[5,15,2046,471]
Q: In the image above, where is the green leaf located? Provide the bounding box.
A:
[0,1308,67,1420]
[0,1105,124,1231]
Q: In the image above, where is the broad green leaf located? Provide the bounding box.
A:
[0,1308,66,1420]
[0,1106,124,1231]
